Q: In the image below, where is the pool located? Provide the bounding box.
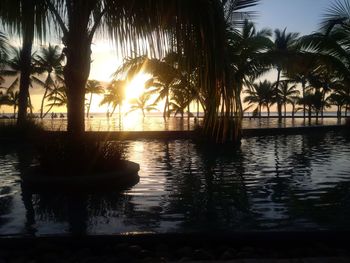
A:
[0,131,350,236]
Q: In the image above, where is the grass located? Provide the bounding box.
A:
[0,119,44,139]
[35,137,126,175]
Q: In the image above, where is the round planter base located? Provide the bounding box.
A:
[22,160,140,193]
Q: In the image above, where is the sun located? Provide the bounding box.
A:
[125,73,151,101]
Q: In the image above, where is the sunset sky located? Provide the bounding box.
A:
[0,0,335,115]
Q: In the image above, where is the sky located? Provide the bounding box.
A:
[254,0,333,35]
[1,0,337,114]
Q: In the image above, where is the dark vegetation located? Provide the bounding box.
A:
[36,138,126,175]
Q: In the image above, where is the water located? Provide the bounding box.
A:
[0,131,350,236]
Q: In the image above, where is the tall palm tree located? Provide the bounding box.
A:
[278,81,300,117]
[244,80,275,117]
[126,92,157,118]
[100,80,126,123]
[284,52,317,119]
[272,28,299,119]
[46,85,67,110]
[43,79,66,117]
[1,47,39,114]
[0,84,19,118]
[169,85,192,118]
[0,31,8,74]
[0,0,47,125]
[33,44,64,118]
[85,80,104,118]
[228,19,273,116]
[114,55,182,119]
[43,0,258,142]
[327,92,345,118]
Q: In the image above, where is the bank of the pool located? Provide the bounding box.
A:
[0,124,348,142]
[44,124,348,140]
[0,231,349,262]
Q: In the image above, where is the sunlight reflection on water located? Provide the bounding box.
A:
[0,131,350,236]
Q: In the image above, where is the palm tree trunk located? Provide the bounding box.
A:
[197,99,199,117]
[17,1,34,126]
[276,68,282,120]
[267,106,270,117]
[118,104,122,128]
[284,103,287,118]
[86,92,93,118]
[64,34,92,136]
[302,78,306,119]
[259,104,262,117]
[40,88,49,118]
[163,95,168,119]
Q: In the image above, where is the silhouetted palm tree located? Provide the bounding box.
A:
[327,92,345,118]
[0,31,8,73]
[0,0,47,125]
[46,85,67,110]
[1,47,39,115]
[228,19,273,115]
[169,85,192,118]
[244,80,275,117]
[278,81,300,117]
[114,55,182,119]
[126,92,157,118]
[85,80,104,118]
[100,80,126,123]
[33,44,64,118]
[272,28,299,119]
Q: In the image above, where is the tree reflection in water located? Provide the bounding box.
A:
[0,131,349,235]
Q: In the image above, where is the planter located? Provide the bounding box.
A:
[22,160,140,192]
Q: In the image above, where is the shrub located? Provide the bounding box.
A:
[36,137,126,175]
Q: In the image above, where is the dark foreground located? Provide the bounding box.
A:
[1,232,350,262]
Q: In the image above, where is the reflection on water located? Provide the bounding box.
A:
[0,131,350,236]
[0,115,346,131]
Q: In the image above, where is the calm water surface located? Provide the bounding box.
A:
[0,131,350,236]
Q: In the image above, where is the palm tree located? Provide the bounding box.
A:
[100,80,126,123]
[85,80,104,118]
[169,85,192,118]
[272,28,299,119]
[0,86,19,118]
[327,92,345,118]
[0,31,8,73]
[46,85,67,110]
[1,47,39,114]
[126,92,157,118]
[228,19,273,116]
[0,0,47,125]
[244,80,275,117]
[33,44,64,118]
[43,79,66,117]
[278,81,300,117]
[114,55,182,119]
[44,0,258,142]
